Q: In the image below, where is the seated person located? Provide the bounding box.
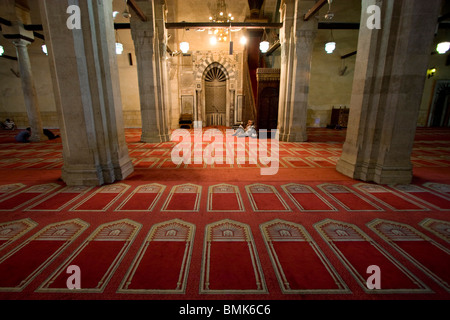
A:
[43,128,60,140]
[232,120,257,138]
[1,119,16,130]
[15,127,31,143]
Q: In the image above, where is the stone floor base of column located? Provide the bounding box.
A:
[140,132,164,143]
[114,159,135,181]
[279,130,308,142]
[61,166,105,186]
[336,158,413,185]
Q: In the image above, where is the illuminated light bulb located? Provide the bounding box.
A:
[436,42,450,54]
[115,42,124,55]
[42,44,48,55]
[180,41,189,54]
[325,41,336,54]
[210,36,217,45]
[240,36,247,45]
[259,40,269,53]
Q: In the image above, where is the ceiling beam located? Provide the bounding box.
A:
[0,55,18,61]
[318,22,360,29]
[0,17,12,26]
[304,0,327,21]
[165,22,283,30]
[127,0,147,22]
[341,51,357,59]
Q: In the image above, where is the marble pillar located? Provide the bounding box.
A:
[278,0,317,142]
[130,0,170,143]
[1,1,46,142]
[336,0,441,184]
[39,0,133,186]
[13,39,46,142]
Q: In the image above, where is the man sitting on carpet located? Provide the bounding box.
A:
[1,119,16,130]
[232,120,257,138]
[15,127,31,143]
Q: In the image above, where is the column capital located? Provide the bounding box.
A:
[2,20,35,45]
[12,38,33,47]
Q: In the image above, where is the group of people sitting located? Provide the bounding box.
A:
[1,119,60,143]
[4,118,256,142]
[14,127,60,143]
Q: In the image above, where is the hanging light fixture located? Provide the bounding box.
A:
[325,29,336,54]
[180,41,190,54]
[115,42,124,55]
[122,0,131,19]
[208,0,234,43]
[436,42,450,54]
[325,41,336,54]
[180,28,190,54]
[324,0,334,20]
[260,40,270,53]
[209,0,234,23]
[0,45,4,56]
[260,29,269,53]
[115,30,124,55]
[41,44,48,55]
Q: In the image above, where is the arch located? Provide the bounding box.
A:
[196,57,235,83]
[204,67,227,82]
[193,54,238,127]
[203,62,229,82]
[203,62,229,126]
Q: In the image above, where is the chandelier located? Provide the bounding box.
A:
[209,0,234,43]
[209,0,234,23]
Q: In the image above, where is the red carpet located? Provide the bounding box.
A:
[38,219,140,293]
[0,127,449,301]
[118,219,194,294]
[261,219,349,293]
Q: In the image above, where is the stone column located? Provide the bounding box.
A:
[39,0,133,186]
[130,0,170,143]
[195,87,202,123]
[0,0,46,142]
[230,89,235,125]
[277,0,294,141]
[278,0,317,142]
[13,39,46,142]
[336,0,441,184]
